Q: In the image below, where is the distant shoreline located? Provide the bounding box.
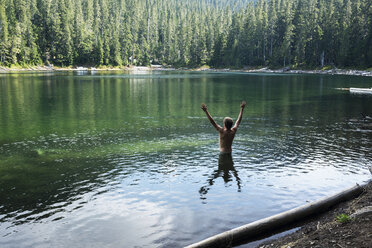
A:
[1,65,372,77]
[192,67,372,77]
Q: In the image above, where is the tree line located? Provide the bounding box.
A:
[0,0,371,68]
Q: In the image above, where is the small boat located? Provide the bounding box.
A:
[349,88,372,94]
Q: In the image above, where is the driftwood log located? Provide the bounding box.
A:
[186,183,367,248]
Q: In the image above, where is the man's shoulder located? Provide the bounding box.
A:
[221,129,236,134]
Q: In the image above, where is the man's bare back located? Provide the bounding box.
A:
[201,101,246,153]
[218,128,236,153]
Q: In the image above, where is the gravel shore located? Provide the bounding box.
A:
[258,181,372,248]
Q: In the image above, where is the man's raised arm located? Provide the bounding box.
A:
[201,103,222,131]
[232,101,246,131]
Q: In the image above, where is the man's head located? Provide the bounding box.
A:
[223,117,233,130]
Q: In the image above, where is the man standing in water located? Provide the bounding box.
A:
[201,101,246,153]
[199,101,246,199]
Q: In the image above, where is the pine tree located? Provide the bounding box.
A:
[365,0,372,67]
[339,0,352,65]
[267,0,277,60]
[0,0,9,64]
[110,0,122,66]
[0,0,370,68]
[347,0,364,66]
[278,0,295,67]
[238,3,256,66]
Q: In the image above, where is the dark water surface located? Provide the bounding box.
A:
[0,71,371,248]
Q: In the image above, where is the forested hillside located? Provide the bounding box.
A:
[0,0,371,68]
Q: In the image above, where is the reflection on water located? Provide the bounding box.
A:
[0,71,372,248]
[199,153,241,200]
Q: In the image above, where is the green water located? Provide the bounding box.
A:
[0,71,371,248]
[3,71,368,142]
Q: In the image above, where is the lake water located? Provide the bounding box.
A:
[0,71,371,248]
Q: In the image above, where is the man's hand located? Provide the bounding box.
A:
[201,103,208,112]
[241,101,246,109]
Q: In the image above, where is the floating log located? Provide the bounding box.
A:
[349,88,372,94]
[336,87,350,91]
[186,182,368,248]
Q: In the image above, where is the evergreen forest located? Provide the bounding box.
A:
[0,0,371,68]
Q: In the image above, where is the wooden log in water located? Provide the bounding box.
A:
[349,88,372,94]
[186,183,367,248]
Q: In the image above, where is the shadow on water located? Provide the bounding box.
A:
[199,153,241,200]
